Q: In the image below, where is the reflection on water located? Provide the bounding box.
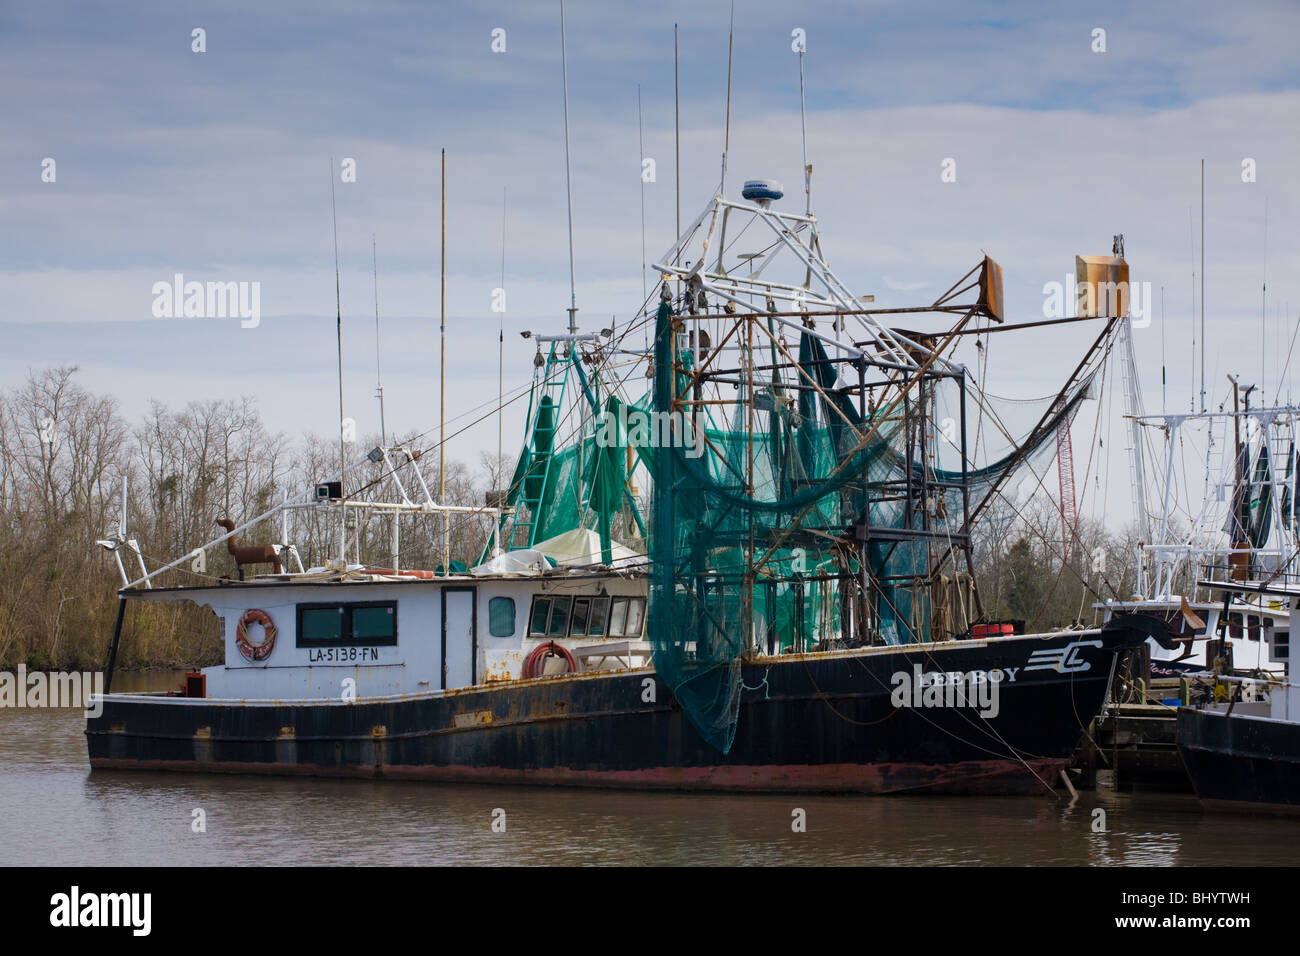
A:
[0,670,1294,866]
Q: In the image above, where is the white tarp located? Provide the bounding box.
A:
[469,549,553,577]
[531,528,640,568]
[470,529,640,576]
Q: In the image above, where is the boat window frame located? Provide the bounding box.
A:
[488,596,516,637]
[527,594,577,638]
[607,596,646,638]
[296,600,399,647]
[527,593,622,638]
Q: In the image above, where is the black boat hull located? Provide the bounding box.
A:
[87,625,1145,794]
[1177,706,1300,814]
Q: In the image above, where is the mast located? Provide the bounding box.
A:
[1121,314,1150,543]
[797,29,810,215]
[1200,159,1206,413]
[372,234,386,445]
[440,148,448,569]
[674,23,680,249]
[720,1,734,196]
[638,85,647,308]
[498,185,506,516]
[330,158,346,566]
[560,0,578,334]
[1263,195,1268,398]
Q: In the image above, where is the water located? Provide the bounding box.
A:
[1,671,1295,866]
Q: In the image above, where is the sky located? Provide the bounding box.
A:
[2,0,1298,531]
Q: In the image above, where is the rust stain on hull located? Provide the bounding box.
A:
[88,756,1065,794]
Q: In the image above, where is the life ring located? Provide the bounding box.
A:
[236,608,277,662]
[523,641,577,678]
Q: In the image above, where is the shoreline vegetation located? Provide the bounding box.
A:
[1,367,1168,670]
[0,367,510,670]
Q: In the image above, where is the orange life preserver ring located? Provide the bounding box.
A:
[236,608,277,662]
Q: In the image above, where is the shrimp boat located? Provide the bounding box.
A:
[1177,576,1300,813]
[86,159,1159,794]
[1096,376,1294,679]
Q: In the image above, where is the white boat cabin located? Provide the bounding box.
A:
[1097,595,1288,673]
[127,569,649,701]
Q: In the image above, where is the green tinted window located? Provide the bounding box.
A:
[571,598,590,636]
[588,597,609,637]
[489,597,516,637]
[530,597,550,635]
[352,605,395,641]
[547,596,571,636]
[301,607,343,641]
[296,602,398,646]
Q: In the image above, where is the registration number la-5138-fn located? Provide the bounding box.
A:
[306,647,381,663]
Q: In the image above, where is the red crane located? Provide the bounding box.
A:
[1055,400,1078,563]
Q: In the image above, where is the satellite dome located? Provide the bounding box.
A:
[742,179,783,206]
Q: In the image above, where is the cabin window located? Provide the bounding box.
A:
[608,597,646,637]
[587,597,610,636]
[297,601,398,647]
[528,594,623,637]
[1275,630,1290,660]
[570,598,590,635]
[529,597,550,635]
[547,596,571,636]
[528,595,575,637]
[488,597,516,637]
[562,596,612,637]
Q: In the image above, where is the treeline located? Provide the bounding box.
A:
[968,495,1184,631]
[0,367,506,669]
[0,367,1171,669]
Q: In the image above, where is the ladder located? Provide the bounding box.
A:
[508,344,571,549]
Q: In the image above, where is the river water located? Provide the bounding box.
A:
[0,670,1294,866]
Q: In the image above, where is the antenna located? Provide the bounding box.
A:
[1189,205,1196,413]
[560,0,579,333]
[1262,194,1268,398]
[372,234,386,446]
[1200,158,1205,413]
[330,157,346,566]
[674,23,680,250]
[498,185,507,519]
[440,147,448,568]
[797,27,810,214]
[1160,284,1166,416]
[720,1,734,195]
[638,84,647,309]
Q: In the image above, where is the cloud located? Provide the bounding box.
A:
[2,0,1298,531]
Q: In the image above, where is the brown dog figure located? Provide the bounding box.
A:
[215,518,283,577]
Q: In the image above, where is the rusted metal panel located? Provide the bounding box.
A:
[1074,254,1130,318]
[977,255,1004,323]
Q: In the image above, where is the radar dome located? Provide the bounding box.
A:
[741,179,783,206]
